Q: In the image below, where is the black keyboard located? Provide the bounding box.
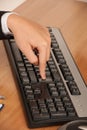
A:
[3,27,87,128]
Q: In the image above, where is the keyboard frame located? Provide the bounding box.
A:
[3,28,87,128]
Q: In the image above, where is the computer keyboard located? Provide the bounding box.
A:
[3,27,87,128]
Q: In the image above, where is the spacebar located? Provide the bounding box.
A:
[51,112,67,118]
[33,113,50,121]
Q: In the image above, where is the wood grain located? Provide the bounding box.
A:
[0,0,87,130]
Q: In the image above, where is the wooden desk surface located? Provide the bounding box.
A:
[0,0,87,130]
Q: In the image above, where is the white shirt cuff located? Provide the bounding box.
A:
[1,12,16,35]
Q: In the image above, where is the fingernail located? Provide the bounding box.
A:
[42,73,46,79]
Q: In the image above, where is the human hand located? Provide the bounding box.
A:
[7,14,51,79]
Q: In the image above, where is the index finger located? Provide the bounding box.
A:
[39,45,47,79]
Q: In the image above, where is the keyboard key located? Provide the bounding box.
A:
[11,42,23,62]
[51,111,67,118]
[67,81,81,95]
[21,77,30,84]
[33,113,50,121]
[28,70,37,83]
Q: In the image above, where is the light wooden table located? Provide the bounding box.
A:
[0,0,87,130]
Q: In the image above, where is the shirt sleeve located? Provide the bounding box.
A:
[1,12,16,35]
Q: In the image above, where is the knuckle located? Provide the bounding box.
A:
[41,42,48,48]
[29,58,38,64]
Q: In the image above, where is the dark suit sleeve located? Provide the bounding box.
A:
[0,11,12,40]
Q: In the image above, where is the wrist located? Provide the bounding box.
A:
[1,12,17,35]
[7,13,19,33]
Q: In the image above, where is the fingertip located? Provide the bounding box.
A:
[40,71,46,79]
[39,62,46,79]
